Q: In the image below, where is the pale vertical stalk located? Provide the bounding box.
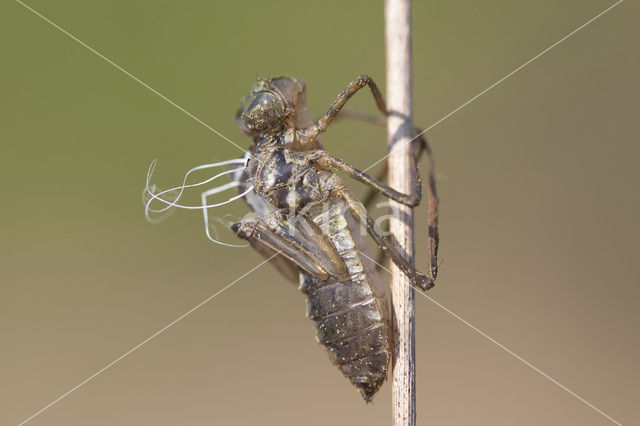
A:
[385,0,416,425]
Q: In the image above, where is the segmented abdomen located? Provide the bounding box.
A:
[300,200,390,401]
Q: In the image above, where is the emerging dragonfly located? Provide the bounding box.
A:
[145,75,439,401]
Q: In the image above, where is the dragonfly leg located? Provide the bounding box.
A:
[303,75,438,284]
[314,75,387,135]
[310,150,422,207]
[317,109,440,283]
[333,111,434,209]
[333,188,434,291]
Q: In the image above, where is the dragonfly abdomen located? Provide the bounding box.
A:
[300,200,390,401]
[302,275,390,401]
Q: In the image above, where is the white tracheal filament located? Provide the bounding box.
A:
[143,158,252,247]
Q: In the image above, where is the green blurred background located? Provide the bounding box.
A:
[1,0,638,425]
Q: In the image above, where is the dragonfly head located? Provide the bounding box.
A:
[236,76,306,136]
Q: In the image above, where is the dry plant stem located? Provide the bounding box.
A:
[385,0,416,425]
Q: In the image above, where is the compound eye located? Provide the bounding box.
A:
[241,91,285,134]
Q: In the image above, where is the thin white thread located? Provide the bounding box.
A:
[15,0,247,154]
[145,158,246,214]
[16,252,280,426]
[144,159,251,246]
[363,0,624,173]
[143,158,252,212]
[148,185,253,211]
[201,182,250,248]
[144,161,246,217]
[202,214,248,248]
[357,250,623,426]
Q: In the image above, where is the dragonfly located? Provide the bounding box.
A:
[144,75,439,401]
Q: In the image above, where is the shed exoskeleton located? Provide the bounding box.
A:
[230,75,439,401]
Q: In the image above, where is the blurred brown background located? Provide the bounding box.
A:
[1,0,638,425]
